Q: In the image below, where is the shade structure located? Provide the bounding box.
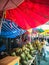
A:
[41,30,49,36]
[33,28,44,33]
[5,0,49,30]
[0,19,26,38]
[37,28,44,33]
[0,0,24,11]
[37,24,49,30]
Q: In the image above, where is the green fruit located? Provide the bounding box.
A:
[23,61,27,65]
[19,63,22,65]
[25,57,28,61]
[21,52,26,60]
[11,52,16,56]
[24,51,29,55]
[25,48,30,52]
[22,46,26,51]
[30,50,36,55]
[27,53,32,60]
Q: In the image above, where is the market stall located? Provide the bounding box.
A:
[0,0,49,65]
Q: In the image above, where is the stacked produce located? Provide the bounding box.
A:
[11,43,36,65]
[32,39,44,52]
[11,39,44,65]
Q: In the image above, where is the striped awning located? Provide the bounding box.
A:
[0,19,26,38]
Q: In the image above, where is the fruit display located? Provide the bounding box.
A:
[11,39,44,65]
[11,42,36,65]
[32,39,44,52]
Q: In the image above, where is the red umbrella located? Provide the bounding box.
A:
[5,0,49,30]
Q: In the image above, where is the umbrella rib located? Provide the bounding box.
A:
[2,0,9,11]
[11,0,18,7]
[11,0,24,7]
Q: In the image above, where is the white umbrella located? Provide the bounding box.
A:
[37,23,49,30]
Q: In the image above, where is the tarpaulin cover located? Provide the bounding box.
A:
[0,19,26,38]
[5,0,49,30]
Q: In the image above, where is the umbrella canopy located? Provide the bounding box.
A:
[33,28,44,32]
[0,0,24,11]
[41,30,49,36]
[0,19,26,38]
[36,28,44,33]
[37,24,49,30]
[5,0,49,30]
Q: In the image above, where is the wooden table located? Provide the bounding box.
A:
[0,56,20,65]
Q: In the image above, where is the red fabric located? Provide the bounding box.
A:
[5,0,49,30]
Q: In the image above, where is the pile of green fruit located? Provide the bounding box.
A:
[32,39,43,52]
[11,43,36,65]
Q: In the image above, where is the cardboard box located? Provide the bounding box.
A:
[0,56,20,65]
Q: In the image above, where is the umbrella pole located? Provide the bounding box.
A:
[0,11,6,33]
[0,11,3,33]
